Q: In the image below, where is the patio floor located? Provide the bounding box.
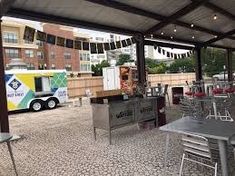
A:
[0,99,226,176]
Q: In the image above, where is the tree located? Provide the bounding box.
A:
[168,58,195,73]
[116,54,132,66]
[145,58,158,68]
[201,48,226,77]
[145,58,167,74]
[92,60,110,76]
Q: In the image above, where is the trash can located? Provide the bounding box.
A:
[172,87,183,104]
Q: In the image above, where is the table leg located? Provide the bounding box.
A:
[108,129,112,145]
[93,127,96,140]
[218,140,228,176]
[7,141,18,176]
[213,102,218,119]
[163,134,170,176]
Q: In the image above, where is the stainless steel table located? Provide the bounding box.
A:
[160,117,235,176]
[0,133,18,176]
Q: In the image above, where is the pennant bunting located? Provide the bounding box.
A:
[121,40,127,47]
[90,43,97,54]
[23,26,35,42]
[47,34,56,45]
[126,38,132,46]
[174,54,177,59]
[83,42,90,50]
[166,52,170,57]
[103,43,110,50]
[65,39,74,48]
[110,42,116,50]
[56,37,65,47]
[187,52,190,57]
[74,40,82,50]
[131,37,137,44]
[171,53,174,58]
[116,41,121,49]
[97,43,104,54]
[154,45,157,50]
[36,31,47,42]
[162,49,165,55]
[158,47,161,54]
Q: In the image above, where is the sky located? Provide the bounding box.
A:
[3,17,190,59]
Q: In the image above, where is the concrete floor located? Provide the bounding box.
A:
[0,99,227,176]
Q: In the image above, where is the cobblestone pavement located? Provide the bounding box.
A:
[0,99,224,176]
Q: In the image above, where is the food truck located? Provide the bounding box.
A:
[5,69,67,112]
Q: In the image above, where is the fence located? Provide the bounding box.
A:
[67,73,196,98]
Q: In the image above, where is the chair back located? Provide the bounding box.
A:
[182,133,212,160]
[179,97,201,118]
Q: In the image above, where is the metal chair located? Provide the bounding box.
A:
[179,133,218,176]
[0,133,18,176]
[179,97,201,118]
[206,96,233,122]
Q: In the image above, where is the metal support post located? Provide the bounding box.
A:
[136,34,146,88]
[0,19,10,132]
[195,47,202,81]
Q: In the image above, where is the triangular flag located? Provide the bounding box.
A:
[110,42,116,50]
[158,47,161,54]
[97,43,104,54]
[23,26,35,42]
[116,41,121,49]
[90,43,97,54]
[74,40,82,50]
[131,37,137,44]
[83,42,90,50]
[167,52,170,57]
[126,38,132,46]
[121,40,127,47]
[174,54,177,59]
[36,31,46,42]
[56,37,65,47]
[104,43,110,50]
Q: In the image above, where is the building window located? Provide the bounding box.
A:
[80,63,91,71]
[37,51,44,59]
[50,52,55,59]
[27,63,35,70]
[51,64,56,69]
[36,40,43,46]
[5,49,19,58]
[65,64,72,71]
[80,53,90,61]
[3,32,18,43]
[64,52,71,59]
[25,40,33,44]
[25,50,34,58]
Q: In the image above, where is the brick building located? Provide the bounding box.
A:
[2,19,45,70]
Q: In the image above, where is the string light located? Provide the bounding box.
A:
[191,23,194,28]
[214,35,218,38]
[150,34,153,39]
[161,31,164,35]
[192,36,195,39]
[213,14,217,20]
[170,36,173,39]
[174,26,177,33]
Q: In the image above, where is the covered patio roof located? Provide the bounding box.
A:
[4,0,235,50]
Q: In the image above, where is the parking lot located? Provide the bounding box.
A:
[0,99,220,176]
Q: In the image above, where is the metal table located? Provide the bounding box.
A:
[160,117,235,176]
[0,133,18,176]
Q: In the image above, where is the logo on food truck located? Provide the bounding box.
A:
[9,79,22,90]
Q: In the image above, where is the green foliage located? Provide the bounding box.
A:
[168,58,195,73]
[145,58,167,74]
[116,54,132,66]
[201,48,226,77]
[92,60,110,76]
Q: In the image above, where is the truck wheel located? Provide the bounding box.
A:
[46,98,57,109]
[30,100,43,112]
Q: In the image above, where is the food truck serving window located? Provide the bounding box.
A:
[35,77,51,92]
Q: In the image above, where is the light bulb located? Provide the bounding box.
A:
[161,32,164,35]
[170,36,173,39]
[192,36,195,39]
[191,23,194,28]
[213,14,217,20]
[214,35,218,38]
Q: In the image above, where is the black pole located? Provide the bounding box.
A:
[226,49,233,82]
[195,47,202,81]
[136,34,146,87]
[0,19,10,132]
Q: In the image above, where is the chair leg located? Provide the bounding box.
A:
[6,141,18,176]
[214,162,218,176]
[179,153,185,176]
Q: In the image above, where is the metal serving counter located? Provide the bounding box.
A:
[91,97,164,144]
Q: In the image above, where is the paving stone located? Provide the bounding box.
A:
[0,101,224,176]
